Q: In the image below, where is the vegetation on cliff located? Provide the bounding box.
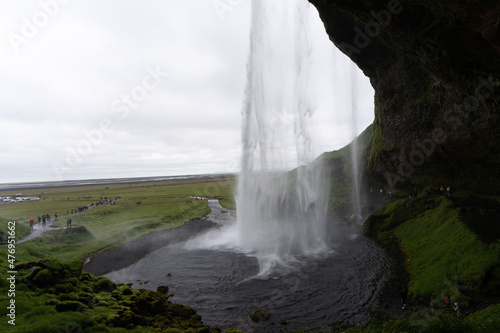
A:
[321,124,500,332]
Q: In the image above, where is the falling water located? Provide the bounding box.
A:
[350,64,362,222]
[236,0,331,275]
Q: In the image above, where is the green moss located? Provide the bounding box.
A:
[340,303,500,332]
[32,269,54,287]
[94,277,116,293]
[394,199,500,301]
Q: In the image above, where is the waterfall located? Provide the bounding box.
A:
[350,64,362,222]
[236,0,331,275]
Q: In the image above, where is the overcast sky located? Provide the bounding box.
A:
[0,0,374,184]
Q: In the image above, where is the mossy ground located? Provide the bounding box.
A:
[0,258,210,332]
[339,303,500,333]
[357,190,500,332]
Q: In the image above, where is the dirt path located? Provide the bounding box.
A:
[16,218,62,244]
[16,200,116,244]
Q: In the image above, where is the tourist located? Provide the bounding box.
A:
[55,212,58,220]
[37,215,41,223]
[66,218,72,227]
[445,293,450,306]
[453,302,461,316]
[29,218,34,229]
[446,186,451,197]
[400,289,407,310]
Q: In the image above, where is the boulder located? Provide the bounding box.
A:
[249,309,271,322]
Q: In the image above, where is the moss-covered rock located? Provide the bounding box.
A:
[168,303,197,318]
[59,225,95,242]
[111,289,122,300]
[83,324,110,332]
[249,309,271,322]
[66,259,84,275]
[32,268,57,287]
[157,285,169,294]
[224,329,246,333]
[93,277,116,293]
[12,258,210,332]
[54,282,76,293]
[55,300,87,312]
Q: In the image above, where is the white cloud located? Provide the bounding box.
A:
[0,0,373,183]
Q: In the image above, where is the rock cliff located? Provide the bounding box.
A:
[309,0,500,192]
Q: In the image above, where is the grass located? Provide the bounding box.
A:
[363,193,500,306]
[0,176,236,263]
[394,198,500,304]
[357,190,500,332]
[0,176,236,332]
[341,304,500,332]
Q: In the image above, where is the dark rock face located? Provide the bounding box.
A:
[309,0,500,192]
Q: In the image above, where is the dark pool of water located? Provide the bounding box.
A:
[105,221,390,332]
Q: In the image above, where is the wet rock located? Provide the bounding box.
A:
[27,266,39,275]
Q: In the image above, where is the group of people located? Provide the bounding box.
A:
[28,209,80,230]
[30,213,57,229]
[400,292,461,317]
[27,197,118,231]
[65,198,118,215]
